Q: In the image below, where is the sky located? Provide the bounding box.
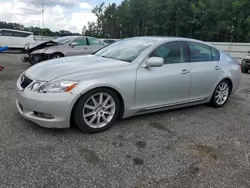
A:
[0,0,122,33]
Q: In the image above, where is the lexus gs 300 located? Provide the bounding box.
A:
[16,37,241,133]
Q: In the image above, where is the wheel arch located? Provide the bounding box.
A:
[213,77,233,95]
[223,77,233,94]
[49,52,65,58]
[70,86,125,127]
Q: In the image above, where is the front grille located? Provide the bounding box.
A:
[20,75,33,89]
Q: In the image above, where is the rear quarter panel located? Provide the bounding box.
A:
[219,52,241,94]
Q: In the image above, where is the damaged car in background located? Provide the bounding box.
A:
[21,36,107,65]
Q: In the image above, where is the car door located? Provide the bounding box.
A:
[135,41,191,110]
[187,41,224,101]
[87,37,106,53]
[67,37,89,56]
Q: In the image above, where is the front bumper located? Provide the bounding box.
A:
[16,86,77,129]
[21,53,49,65]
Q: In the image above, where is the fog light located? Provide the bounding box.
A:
[34,111,54,119]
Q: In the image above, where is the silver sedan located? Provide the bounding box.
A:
[16,37,241,133]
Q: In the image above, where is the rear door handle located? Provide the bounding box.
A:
[181,69,190,74]
[215,65,221,70]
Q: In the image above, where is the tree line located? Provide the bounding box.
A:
[0,21,80,37]
[82,0,250,42]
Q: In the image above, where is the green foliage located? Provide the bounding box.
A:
[83,0,250,42]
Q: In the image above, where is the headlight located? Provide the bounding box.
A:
[31,49,46,54]
[24,44,29,50]
[39,80,79,93]
[30,82,46,91]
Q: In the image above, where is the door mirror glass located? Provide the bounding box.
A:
[146,57,164,67]
[70,42,78,47]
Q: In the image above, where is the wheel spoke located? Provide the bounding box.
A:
[99,93,103,105]
[216,96,220,104]
[85,104,95,110]
[223,84,227,90]
[223,88,229,95]
[89,114,97,124]
[104,111,114,115]
[219,85,223,91]
[96,115,101,127]
[102,115,108,123]
[84,111,96,118]
[102,96,111,106]
[91,96,98,107]
[105,103,115,109]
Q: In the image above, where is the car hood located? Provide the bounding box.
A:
[26,40,60,53]
[25,55,129,81]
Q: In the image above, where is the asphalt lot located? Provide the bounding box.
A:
[0,54,250,188]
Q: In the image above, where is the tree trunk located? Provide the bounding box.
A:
[133,18,136,36]
[175,22,179,37]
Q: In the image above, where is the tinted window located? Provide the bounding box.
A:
[88,37,102,45]
[1,30,14,36]
[73,37,87,46]
[53,37,72,44]
[211,47,220,61]
[149,41,188,64]
[103,40,117,44]
[188,42,212,62]
[14,32,30,37]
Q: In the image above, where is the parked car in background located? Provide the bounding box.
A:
[241,51,250,73]
[0,28,35,48]
[100,38,119,44]
[16,37,241,133]
[21,36,108,65]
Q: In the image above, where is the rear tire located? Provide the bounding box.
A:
[241,67,248,73]
[209,80,231,108]
[73,88,121,133]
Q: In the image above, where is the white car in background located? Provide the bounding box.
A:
[0,28,35,48]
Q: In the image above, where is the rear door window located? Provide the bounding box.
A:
[210,47,220,61]
[73,37,87,46]
[188,42,212,62]
[14,32,30,37]
[88,37,103,45]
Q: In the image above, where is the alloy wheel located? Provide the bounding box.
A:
[215,82,229,105]
[83,92,116,128]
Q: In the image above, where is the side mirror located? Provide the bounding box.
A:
[70,42,78,47]
[146,57,164,67]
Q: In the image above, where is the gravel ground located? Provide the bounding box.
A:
[0,54,250,188]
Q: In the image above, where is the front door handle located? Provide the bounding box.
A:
[181,69,190,74]
[215,65,221,70]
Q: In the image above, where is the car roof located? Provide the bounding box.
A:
[0,28,33,34]
[129,36,206,43]
[127,36,215,48]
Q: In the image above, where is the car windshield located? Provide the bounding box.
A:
[53,37,72,44]
[94,38,157,62]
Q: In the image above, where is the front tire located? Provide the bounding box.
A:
[73,88,121,133]
[210,80,231,108]
[50,53,64,59]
